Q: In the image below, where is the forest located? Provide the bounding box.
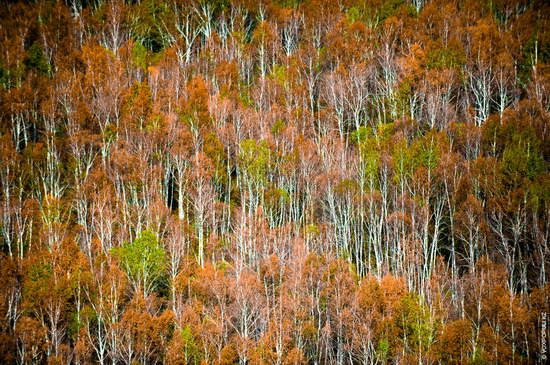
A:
[0,0,549,364]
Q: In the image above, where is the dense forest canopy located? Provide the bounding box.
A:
[0,0,549,364]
